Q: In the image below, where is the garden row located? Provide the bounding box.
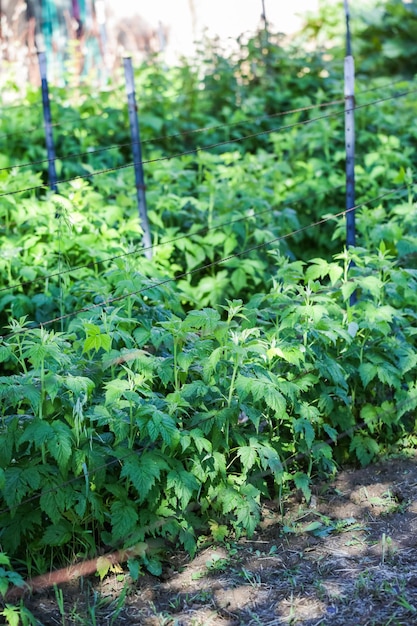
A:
[1,0,417,585]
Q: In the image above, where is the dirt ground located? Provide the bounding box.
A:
[23,451,417,626]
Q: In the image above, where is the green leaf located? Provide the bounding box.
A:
[236,374,286,415]
[293,417,315,449]
[294,472,311,503]
[237,444,259,472]
[356,275,384,299]
[105,379,131,404]
[0,576,9,599]
[0,345,12,363]
[1,606,20,626]
[190,429,212,454]
[18,419,53,449]
[359,363,378,388]
[47,422,73,471]
[349,434,379,466]
[96,556,112,581]
[184,308,221,333]
[167,469,200,509]
[3,467,31,509]
[147,410,178,446]
[360,404,378,433]
[110,501,139,541]
[235,484,260,538]
[120,453,165,503]
[41,520,73,546]
[143,555,162,577]
[64,375,95,396]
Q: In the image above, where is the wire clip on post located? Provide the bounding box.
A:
[38,51,58,193]
[123,57,152,260]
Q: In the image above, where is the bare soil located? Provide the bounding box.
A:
[22,451,417,625]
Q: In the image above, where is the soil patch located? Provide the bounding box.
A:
[22,452,417,625]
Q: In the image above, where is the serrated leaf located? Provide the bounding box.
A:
[341,281,357,301]
[110,501,139,541]
[237,445,258,472]
[127,558,141,582]
[323,424,338,442]
[236,374,286,415]
[190,429,212,454]
[120,453,164,503]
[294,472,311,503]
[360,404,378,433]
[40,490,62,524]
[3,467,29,509]
[235,484,260,538]
[267,345,304,367]
[0,345,12,362]
[357,275,383,298]
[147,410,178,445]
[47,422,73,471]
[359,363,378,388]
[347,322,359,338]
[64,375,95,396]
[1,606,20,626]
[41,520,73,546]
[294,417,315,448]
[144,555,163,577]
[258,444,283,480]
[18,419,53,448]
[105,379,131,404]
[349,434,379,466]
[167,469,199,509]
[184,308,221,333]
[96,556,112,581]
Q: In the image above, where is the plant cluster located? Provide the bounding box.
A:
[0,0,416,596]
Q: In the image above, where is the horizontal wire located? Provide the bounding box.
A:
[0,74,414,168]
[0,182,346,296]
[0,66,409,124]
[0,99,42,112]
[0,191,409,519]
[0,98,345,173]
[1,184,405,342]
[0,88,415,200]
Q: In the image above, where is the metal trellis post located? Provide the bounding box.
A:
[38,51,58,193]
[123,56,152,259]
[344,0,356,304]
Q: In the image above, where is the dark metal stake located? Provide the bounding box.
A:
[123,57,152,259]
[39,51,58,193]
[344,0,356,304]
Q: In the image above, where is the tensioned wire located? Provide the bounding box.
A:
[0,98,345,172]
[0,319,413,524]
[1,184,406,342]
[0,181,347,296]
[0,73,410,143]
[0,187,411,547]
[0,81,411,295]
[0,86,411,295]
[0,88,415,199]
[0,76,415,173]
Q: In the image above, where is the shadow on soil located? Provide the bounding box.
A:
[26,452,417,625]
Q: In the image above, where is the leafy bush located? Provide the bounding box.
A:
[0,1,417,584]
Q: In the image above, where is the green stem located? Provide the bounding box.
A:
[173,339,179,392]
[227,358,239,409]
[39,357,45,420]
